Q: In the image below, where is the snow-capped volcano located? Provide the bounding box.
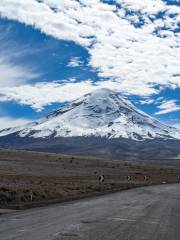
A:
[0,88,180,141]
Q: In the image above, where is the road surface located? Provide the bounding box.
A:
[0,184,180,240]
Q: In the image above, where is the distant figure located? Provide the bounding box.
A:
[178,176,180,181]
[30,190,33,201]
[144,176,149,181]
[127,175,132,181]
[99,175,105,183]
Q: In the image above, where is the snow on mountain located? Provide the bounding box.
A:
[0,88,180,141]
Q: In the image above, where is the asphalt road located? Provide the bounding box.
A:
[1,184,180,240]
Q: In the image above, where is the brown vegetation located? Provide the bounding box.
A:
[0,149,180,210]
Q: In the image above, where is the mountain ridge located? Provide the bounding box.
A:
[0,88,180,141]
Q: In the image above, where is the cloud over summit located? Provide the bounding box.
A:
[0,0,179,115]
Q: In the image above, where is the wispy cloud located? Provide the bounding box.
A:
[0,43,40,87]
[0,0,179,99]
[139,99,154,105]
[155,100,180,115]
[67,57,83,67]
[0,116,31,130]
[0,81,97,111]
[0,57,39,87]
[0,79,135,111]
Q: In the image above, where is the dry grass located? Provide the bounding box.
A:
[0,149,180,209]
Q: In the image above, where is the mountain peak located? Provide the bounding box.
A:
[76,88,133,115]
[87,88,114,94]
[82,88,127,105]
[85,88,117,97]
[0,88,180,140]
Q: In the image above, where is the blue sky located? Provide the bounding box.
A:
[0,0,179,129]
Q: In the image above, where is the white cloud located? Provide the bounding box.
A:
[155,100,180,115]
[0,57,39,87]
[0,81,98,111]
[0,116,31,130]
[139,99,154,105]
[0,0,179,106]
[67,57,83,67]
[0,45,40,87]
[0,79,139,111]
[116,0,166,14]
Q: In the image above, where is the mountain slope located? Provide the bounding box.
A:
[0,88,179,141]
